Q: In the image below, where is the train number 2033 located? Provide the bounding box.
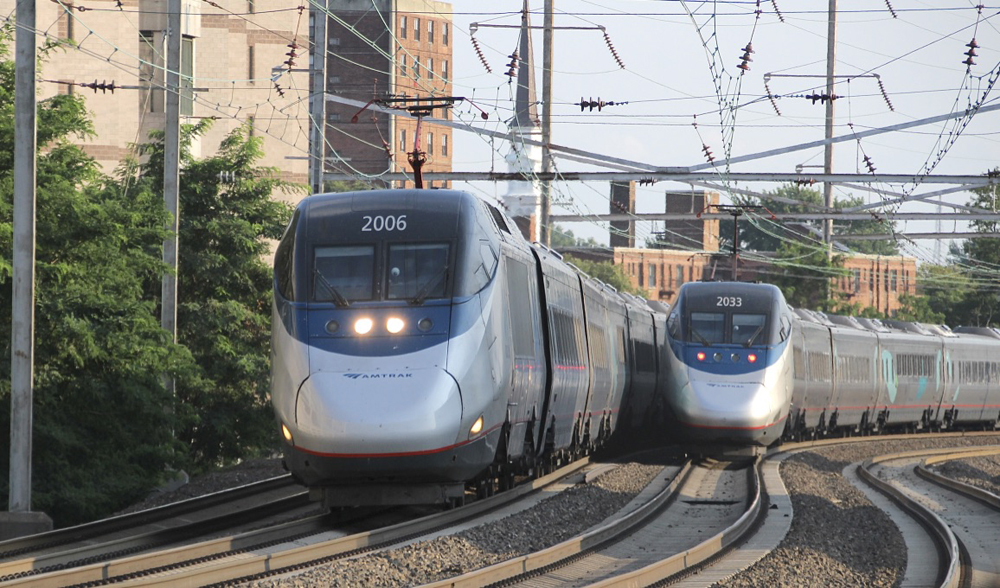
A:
[362,215,407,232]
[716,296,742,307]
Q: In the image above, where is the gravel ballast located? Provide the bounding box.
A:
[716,435,1000,588]
[244,461,664,587]
[118,436,999,587]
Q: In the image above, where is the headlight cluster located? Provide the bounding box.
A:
[695,351,759,364]
[325,316,435,336]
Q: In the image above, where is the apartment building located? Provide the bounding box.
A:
[323,0,452,187]
[2,0,311,201]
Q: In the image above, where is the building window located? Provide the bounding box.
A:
[443,22,448,45]
[428,20,434,43]
[400,55,407,77]
[442,59,448,81]
[676,264,684,287]
[890,270,898,291]
[400,129,407,151]
[329,37,340,47]
[326,75,340,91]
[326,112,341,122]
[181,36,195,116]
[649,264,656,288]
[427,133,433,155]
[853,268,861,292]
[400,15,407,39]
[412,57,420,78]
[414,18,420,41]
[442,134,448,156]
[428,57,433,76]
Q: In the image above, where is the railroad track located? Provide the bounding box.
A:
[416,457,761,588]
[0,458,604,587]
[0,475,316,583]
[857,445,1000,588]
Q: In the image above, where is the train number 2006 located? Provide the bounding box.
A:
[716,296,742,307]
[362,215,407,232]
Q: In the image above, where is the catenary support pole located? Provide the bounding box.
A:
[310,0,327,194]
[540,0,553,246]
[10,0,37,515]
[162,0,181,383]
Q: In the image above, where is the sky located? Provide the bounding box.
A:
[426,1,1000,264]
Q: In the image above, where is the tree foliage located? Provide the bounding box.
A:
[0,30,193,526]
[719,184,899,256]
[122,120,300,470]
[764,241,849,311]
[563,256,642,295]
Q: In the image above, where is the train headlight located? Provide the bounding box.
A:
[470,415,484,437]
[325,320,340,334]
[281,423,294,445]
[418,318,433,332]
[747,353,758,363]
[696,352,706,361]
[386,317,405,334]
[354,317,374,335]
[731,353,741,362]
[713,352,723,362]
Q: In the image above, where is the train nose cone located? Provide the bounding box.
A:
[293,368,462,454]
[675,378,773,430]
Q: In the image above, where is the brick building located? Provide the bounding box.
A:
[1,0,311,199]
[324,0,452,187]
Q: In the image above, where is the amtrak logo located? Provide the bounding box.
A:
[344,372,413,380]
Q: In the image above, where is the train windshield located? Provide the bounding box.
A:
[386,243,450,302]
[314,245,375,303]
[687,311,769,346]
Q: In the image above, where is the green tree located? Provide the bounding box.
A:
[719,184,899,255]
[765,241,849,311]
[956,174,1000,326]
[123,120,301,470]
[0,30,193,526]
[563,256,642,295]
[550,224,601,249]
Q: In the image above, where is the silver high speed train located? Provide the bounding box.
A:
[270,189,668,506]
[665,281,1000,446]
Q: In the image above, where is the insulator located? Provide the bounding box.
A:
[876,77,894,111]
[701,144,715,163]
[764,79,782,116]
[770,0,785,22]
[967,38,980,49]
[603,32,625,69]
[963,56,976,67]
[741,43,753,54]
[470,36,492,74]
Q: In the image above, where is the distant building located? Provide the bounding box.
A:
[323,0,453,188]
[1,0,311,202]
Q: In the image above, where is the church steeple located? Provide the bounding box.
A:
[512,0,540,130]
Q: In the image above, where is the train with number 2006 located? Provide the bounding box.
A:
[270,189,1000,507]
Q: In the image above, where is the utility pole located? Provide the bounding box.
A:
[162,0,181,388]
[309,0,327,194]
[704,204,765,282]
[822,0,837,255]
[4,0,52,539]
[540,0,553,246]
[10,0,37,516]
